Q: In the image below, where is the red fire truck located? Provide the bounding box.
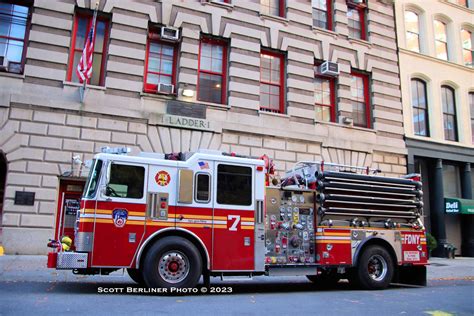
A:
[48,148,427,290]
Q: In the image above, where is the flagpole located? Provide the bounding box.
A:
[80,1,99,103]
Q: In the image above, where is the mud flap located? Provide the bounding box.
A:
[396,265,427,286]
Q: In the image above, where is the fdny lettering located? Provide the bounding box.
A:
[402,234,420,245]
[228,215,240,231]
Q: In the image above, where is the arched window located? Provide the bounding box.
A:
[411,79,429,136]
[405,11,420,52]
[434,20,448,60]
[441,86,457,141]
[461,28,473,67]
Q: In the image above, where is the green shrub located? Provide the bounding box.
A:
[426,233,437,254]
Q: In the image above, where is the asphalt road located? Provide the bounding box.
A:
[0,256,473,316]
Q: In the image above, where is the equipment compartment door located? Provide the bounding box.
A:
[55,179,85,248]
[92,162,148,267]
[212,163,255,271]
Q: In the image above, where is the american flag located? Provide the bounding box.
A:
[76,24,95,83]
[198,161,209,170]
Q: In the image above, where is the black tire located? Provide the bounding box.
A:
[142,236,202,289]
[355,245,394,290]
[127,268,145,285]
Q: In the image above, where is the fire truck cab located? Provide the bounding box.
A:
[48,148,428,290]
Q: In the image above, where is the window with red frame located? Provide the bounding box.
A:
[67,12,109,86]
[144,28,177,94]
[350,72,370,128]
[314,64,336,122]
[261,0,285,17]
[347,1,366,41]
[0,1,31,74]
[260,50,284,113]
[198,37,227,104]
[312,0,332,30]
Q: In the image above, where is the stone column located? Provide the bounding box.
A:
[460,163,474,257]
[430,159,447,257]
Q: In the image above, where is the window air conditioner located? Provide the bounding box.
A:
[319,61,339,76]
[161,27,180,41]
[157,83,174,94]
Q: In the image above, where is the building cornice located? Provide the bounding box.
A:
[399,48,474,73]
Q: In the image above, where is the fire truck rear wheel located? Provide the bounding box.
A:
[355,245,394,290]
[143,237,202,289]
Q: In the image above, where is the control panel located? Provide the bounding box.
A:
[265,188,315,265]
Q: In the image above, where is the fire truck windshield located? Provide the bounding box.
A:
[83,159,103,199]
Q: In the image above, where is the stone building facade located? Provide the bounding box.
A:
[0,0,406,254]
[394,0,474,256]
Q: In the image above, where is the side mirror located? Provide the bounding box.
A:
[105,162,112,185]
[100,185,108,197]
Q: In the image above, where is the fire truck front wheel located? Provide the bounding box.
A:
[143,237,202,289]
[355,245,394,290]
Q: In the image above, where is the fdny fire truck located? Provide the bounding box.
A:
[48,148,427,290]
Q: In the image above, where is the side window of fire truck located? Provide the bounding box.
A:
[106,164,145,199]
[84,159,103,198]
[217,164,252,206]
[195,173,210,203]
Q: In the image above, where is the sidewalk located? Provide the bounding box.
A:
[0,255,473,283]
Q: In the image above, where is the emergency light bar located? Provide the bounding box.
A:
[100,146,131,155]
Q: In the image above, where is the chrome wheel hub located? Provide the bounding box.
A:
[158,251,190,284]
[367,254,388,282]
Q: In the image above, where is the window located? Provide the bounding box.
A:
[195,173,210,203]
[441,86,457,141]
[198,37,227,104]
[261,0,285,17]
[411,79,429,136]
[0,2,30,74]
[469,92,474,143]
[144,27,177,94]
[350,72,370,128]
[314,65,336,122]
[449,0,471,8]
[260,50,284,113]
[405,11,420,52]
[84,159,103,198]
[347,1,366,41]
[217,164,252,206]
[461,29,473,67]
[312,0,332,30]
[434,20,448,60]
[106,164,145,199]
[67,12,109,86]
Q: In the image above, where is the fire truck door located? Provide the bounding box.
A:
[212,163,255,271]
[91,162,148,267]
[175,162,213,264]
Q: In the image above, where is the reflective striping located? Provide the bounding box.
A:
[317,240,351,244]
[79,212,255,230]
[316,236,351,240]
[241,221,255,226]
[319,232,351,236]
